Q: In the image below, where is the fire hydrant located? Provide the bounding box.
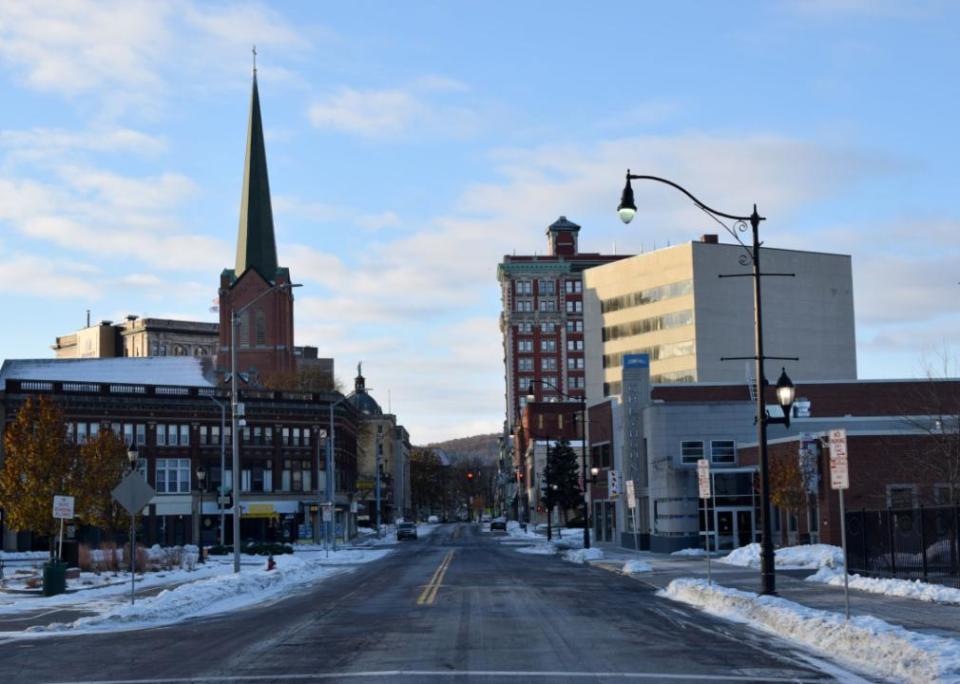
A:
[266,554,276,571]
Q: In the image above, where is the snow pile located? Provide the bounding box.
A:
[516,544,556,556]
[721,543,843,569]
[11,549,390,637]
[622,560,652,574]
[663,578,960,683]
[562,548,604,564]
[808,567,960,606]
[671,548,708,557]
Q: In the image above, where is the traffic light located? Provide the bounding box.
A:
[466,471,475,482]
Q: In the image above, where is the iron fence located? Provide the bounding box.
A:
[846,505,960,588]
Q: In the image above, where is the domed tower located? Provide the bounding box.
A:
[347,362,383,416]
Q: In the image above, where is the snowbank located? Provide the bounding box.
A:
[721,543,843,569]
[562,548,604,564]
[808,567,960,606]
[623,560,652,574]
[671,547,707,557]
[516,544,556,556]
[662,578,960,683]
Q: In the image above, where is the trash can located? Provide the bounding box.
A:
[42,561,67,597]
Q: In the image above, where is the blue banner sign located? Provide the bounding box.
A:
[622,354,650,368]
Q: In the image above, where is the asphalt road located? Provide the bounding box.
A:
[0,524,873,684]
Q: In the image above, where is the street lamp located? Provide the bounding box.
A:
[126,443,138,604]
[526,380,592,549]
[229,281,301,573]
[617,171,796,595]
[204,394,227,547]
[196,465,206,563]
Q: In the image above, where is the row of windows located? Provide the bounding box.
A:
[681,440,736,465]
[600,279,692,314]
[515,299,583,315]
[67,422,147,446]
[66,422,318,449]
[517,322,556,334]
[601,310,693,342]
[602,340,695,368]
[567,357,584,370]
[514,279,583,296]
[602,370,697,397]
[154,458,318,494]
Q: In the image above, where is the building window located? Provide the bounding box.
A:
[540,339,557,352]
[887,485,916,510]
[568,376,585,389]
[602,309,694,342]
[542,358,557,371]
[539,279,556,296]
[157,424,190,447]
[565,300,583,314]
[710,440,736,464]
[281,460,312,492]
[567,357,584,370]
[518,323,533,334]
[518,358,533,371]
[518,340,533,353]
[255,309,267,346]
[541,322,555,333]
[566,320,583,333]
[681,441,704,465]
[565,280,583,294]
[156,458,191,494]
[567,339,584,352]
[516,280,533,296]
[515,300,533,313]
[539,299,556,313]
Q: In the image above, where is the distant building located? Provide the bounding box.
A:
[583,235,858,404]
[52,317,219,359]
[497,216,627,429]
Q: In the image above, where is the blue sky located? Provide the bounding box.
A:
[1,1,958,442]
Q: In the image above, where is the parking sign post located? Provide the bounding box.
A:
[829,428,851,619]
[697,460,712,585]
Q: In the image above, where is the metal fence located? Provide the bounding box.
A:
[846,506,960,588]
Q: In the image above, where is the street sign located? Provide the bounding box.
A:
[53,495,74,519]
[607,470,621,499]
[625,480,637,509]
[829,428,849,490]
[217,495,232,507]
[697,459,711,499]
[111,472,156,515]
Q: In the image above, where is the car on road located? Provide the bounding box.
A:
[396,522,418,540]
[427,515,439,524]
[490,517,507,531]
[480,514,492,523]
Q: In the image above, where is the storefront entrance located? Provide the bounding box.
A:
[715,507,754,551]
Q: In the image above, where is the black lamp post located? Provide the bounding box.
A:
[126,443,138,604]
[526,380,592,549]
[617,171,796,595]
[196,465,206,563]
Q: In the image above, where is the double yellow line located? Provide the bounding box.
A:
[417,550,454,605]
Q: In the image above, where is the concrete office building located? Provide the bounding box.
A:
[582,235,857,404]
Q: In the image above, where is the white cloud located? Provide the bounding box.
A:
[0,253,102,300]
[0,127,167,158]
[307,80,480,139]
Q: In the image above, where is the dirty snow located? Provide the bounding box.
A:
[622,560,652,574]
[808,567,960,606]
[721,543,844,569]
[562,548,604,564]
[663,578,960,683]
[671,548,708,557]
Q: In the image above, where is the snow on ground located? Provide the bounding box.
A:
[721,543,844,570]
[623,560,652,574]
[515,544,556,556]
[808,567,960,606]
[671,548,708,557]
[562,548,604,564]
[1,548,391,638]
[663,578,960,683]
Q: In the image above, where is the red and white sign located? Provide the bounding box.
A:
[697,459,711,499]
[829,428,849,490]
[53,495,75,519]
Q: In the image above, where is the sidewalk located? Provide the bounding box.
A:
[591,541,960,640]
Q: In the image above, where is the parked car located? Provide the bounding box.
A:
[427,515,440,524]
[396,522,418,541]
[480,514,492,523]
[490,517,507,531]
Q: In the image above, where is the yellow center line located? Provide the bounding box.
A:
[417,550,454,606]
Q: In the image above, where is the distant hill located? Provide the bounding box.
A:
[422,433,500,465]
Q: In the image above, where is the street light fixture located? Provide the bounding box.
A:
[616,171,797,595]
[229,281,302,573]
[196,465,206,564]
[526,380,593,549]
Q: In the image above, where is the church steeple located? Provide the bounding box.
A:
[235,66,278,280]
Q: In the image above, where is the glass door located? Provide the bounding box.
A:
[735,509,755,547]
[716,510,735,550]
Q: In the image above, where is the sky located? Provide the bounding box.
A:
[0,1,958,444]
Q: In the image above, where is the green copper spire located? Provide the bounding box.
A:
[235,70,278,280]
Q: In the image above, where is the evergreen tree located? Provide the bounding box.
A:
[545,439,581,521]
[0,396,75,552]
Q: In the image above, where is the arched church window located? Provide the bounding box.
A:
[238,311,250,348]
[255,309,267,347]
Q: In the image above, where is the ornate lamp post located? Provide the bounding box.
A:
[617,171,796,594]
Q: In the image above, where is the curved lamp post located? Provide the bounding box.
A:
[617,171,796,595]
[526,379,592,549]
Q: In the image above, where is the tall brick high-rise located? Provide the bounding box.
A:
[497,217,627,429]
[217,70,296,385]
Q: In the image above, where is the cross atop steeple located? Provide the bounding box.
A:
[252,44,257,74]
